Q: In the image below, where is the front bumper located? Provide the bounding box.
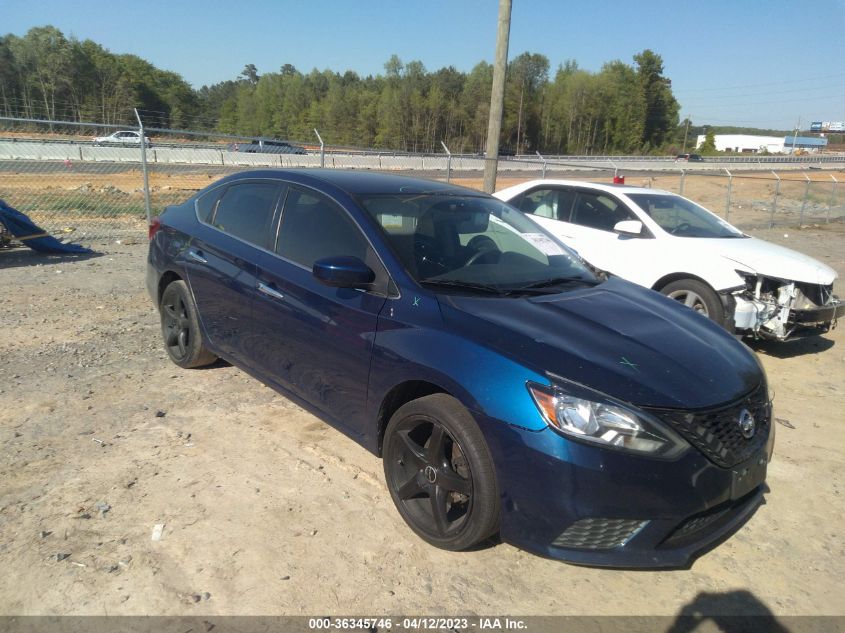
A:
[474,410,774,568]
[791,297,845,328]
[731,278,843,340]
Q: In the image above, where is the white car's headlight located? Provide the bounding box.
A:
[528,381,688,458]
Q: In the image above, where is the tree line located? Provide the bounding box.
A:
[0,26,197,128]
[1,25,683,155]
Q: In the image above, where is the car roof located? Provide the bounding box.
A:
[496,178,673,197]
[220,168,486,197]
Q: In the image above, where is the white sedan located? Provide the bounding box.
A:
[494,179,843,341]
[92,130,150,146]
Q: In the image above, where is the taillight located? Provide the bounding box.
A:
[148,216,161,241]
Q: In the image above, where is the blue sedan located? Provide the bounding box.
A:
[147,169,774,567]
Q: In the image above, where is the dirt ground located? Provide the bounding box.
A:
[0,221,844,618]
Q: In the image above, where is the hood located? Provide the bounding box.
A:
[693,236,836,284]
[438,278,762,410]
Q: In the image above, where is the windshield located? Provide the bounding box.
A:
[627,193,745,238]
[359,193,597,294]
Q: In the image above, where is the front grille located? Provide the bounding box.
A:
[645,383,771,468]
[551,518,647,550]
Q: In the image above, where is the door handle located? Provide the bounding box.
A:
[187,249,207,264]
[257,281,285,301]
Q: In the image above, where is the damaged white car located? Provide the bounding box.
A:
[494,180,844,341]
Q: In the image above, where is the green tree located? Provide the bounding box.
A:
[699,128,718,154]
[504,52,549,153]
[596,61,645,153]
[633,49,679,152]
[240,64,259,85]
[460,61,493,152]
[0,37,20,117]
[0,26,685,155]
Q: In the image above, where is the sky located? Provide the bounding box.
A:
[3,0,845,130]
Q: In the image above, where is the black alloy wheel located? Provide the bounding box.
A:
[160,280,217,368]
[383,394,499,550]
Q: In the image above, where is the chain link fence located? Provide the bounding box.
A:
[1,115,843,245]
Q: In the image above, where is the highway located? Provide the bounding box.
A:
[1,137,843,173]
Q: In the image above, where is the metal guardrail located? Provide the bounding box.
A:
[2,134,843,165]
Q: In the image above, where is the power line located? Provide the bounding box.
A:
[678,71,845,94]
[679,83,845,101]
[681,92,845,109]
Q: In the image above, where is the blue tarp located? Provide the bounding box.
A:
[0,199,92,254]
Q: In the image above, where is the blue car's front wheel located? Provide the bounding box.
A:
[383,394,500,551]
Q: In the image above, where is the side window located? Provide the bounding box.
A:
[571,192,633,231]
[276,187,370,268]
[196,187,223,223]
[519,188,576,221]
[211,182,280,246]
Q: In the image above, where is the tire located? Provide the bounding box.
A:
[382,393,500,551]
[660,279,725,326]
[159,280,217,368]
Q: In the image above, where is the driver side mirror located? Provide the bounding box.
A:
[614,220,643,236]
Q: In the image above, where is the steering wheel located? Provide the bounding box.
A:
[414,235,449,273]
[464,235,499,266]
[670,222,693,235]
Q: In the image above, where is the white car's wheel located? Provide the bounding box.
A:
[661,279,724,325]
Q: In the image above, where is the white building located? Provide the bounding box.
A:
[695,134,784,154]
[695,134,828,154]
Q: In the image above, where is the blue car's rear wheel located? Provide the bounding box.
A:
[160,280,217,369]
[383,394,499,550]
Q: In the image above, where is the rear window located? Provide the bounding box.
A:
[210,182,280,247]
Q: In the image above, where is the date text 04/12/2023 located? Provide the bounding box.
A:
[307,617,528,630]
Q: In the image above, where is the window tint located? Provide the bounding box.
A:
[571,192,633,231]
[196,188,223,223]
[211,182,280,246]
[276,187,369,267]
[519,188,576,221]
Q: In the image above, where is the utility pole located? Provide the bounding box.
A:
[682,115,691,153]
[482,0,512,193]
[791,116,801,154]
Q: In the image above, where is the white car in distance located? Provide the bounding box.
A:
[494,179,843,341]
[92,130,150,146]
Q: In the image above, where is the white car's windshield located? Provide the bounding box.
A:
[359,194,598,294]
[627,193,745,238]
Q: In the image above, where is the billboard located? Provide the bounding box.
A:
[810,121,843,132]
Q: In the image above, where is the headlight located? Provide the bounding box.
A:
[527,381,688,458]
[735,269,757,293]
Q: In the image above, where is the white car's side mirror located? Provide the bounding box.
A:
[614,220,643,236]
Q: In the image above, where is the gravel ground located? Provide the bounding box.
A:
[0,224,843,617]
